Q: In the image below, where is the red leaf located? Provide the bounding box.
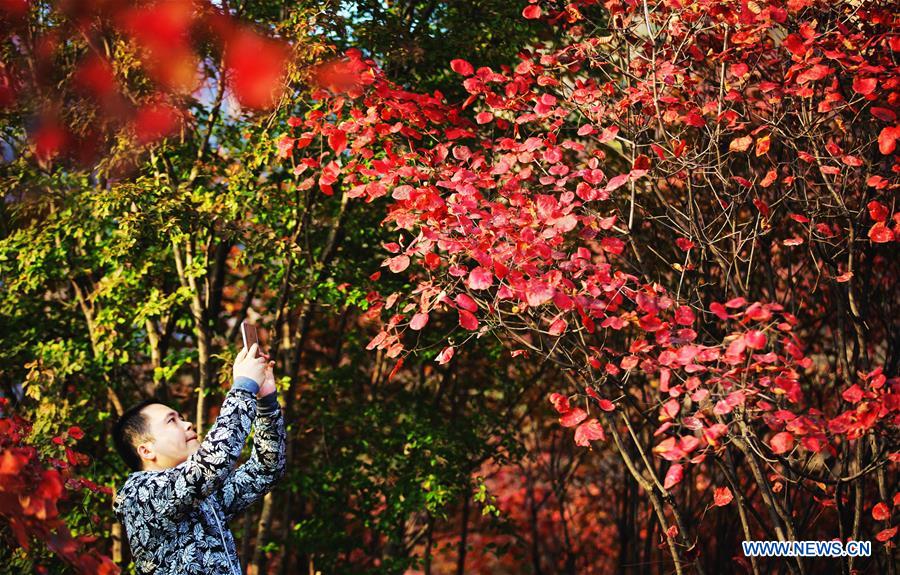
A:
[710,302,729,320]
[276,135,295,159]
[525,280,554,307]
[872,502,891,521]
[605,173,629,192]
[760,169,778,188]
[664,464,684,490]
[598,399,615,412]
[455,293,478,312]
[713,486,734,507]
[387,255,410,273]
[467,267,493,290]
[841,384,866,404]
[852,76,877,96]
[409,313,429,331]
[755,135,771,156]
[871,107,897,122]
[878,126,899,155]
[458,309,479,330]
[450,59,474,76]
[876,526,897,542]
[725,297,747,309]
[548,318,568,336]
[574,419,606,446]
[729,135,752,153]
[868,175,888,189]
[770,431,794,454]
[225,29,288,109]
[366,331,387,350]
[675,237,695,251]
[868,222,893,243]
[868,201,889,223]
[67,426,84,440]
[435,346,455,364]
[797,64,831,83]
[600,237,625,254]
[388,358,404,381]
[675,306,695,326]
[549,393,570,413]
[560,407,588,428]
[475,111,493,124]
[522,4,542,19]
[744,330,767,350]
[328,129,347,154]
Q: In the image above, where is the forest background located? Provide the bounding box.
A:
[1,1,897,574]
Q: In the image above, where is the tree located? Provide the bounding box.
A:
[283,1,899,572]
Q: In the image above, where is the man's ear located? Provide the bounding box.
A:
[137,441,156,465]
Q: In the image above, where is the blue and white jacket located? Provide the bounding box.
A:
[113,377,286,575]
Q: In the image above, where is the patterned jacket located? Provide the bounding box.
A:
[114,378,286,575]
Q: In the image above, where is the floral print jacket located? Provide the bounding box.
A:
[114,378,285,575]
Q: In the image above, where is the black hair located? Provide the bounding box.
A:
[113,399,160,471]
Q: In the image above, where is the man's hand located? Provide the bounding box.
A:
[233,344,267,386]
[258,357,277,398]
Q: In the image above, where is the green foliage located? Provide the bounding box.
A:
[335,0,543,99]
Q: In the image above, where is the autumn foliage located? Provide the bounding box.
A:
[2,0,899,572]
[277,0,899,572]
[0,400,117,574]
[0,0,289,168]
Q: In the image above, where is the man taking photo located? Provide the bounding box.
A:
[112,343,285,575]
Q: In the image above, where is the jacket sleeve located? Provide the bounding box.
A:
[119,377,261,521]
[218,391,286,521]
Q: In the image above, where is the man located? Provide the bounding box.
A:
[112,343,285,575]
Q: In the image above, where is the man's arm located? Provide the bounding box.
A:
[118,345,268,520]
[218,391,286,520]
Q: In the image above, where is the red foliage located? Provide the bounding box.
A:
[279,0,899,569]
[0,401,117,573]
[3,0,290,165]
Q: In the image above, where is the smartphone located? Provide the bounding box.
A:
[240,321,260,356]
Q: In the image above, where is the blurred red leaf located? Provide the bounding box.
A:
[133,102,180,144]
[225,29,288,110]
[31,124,67,165]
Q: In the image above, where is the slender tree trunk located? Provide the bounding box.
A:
[250,493,275,575]
[456,486,470,575]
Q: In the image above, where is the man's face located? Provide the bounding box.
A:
[136,404,200,471]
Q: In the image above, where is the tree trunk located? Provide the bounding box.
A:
[250,492,275,575]
[456,486,470,575]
